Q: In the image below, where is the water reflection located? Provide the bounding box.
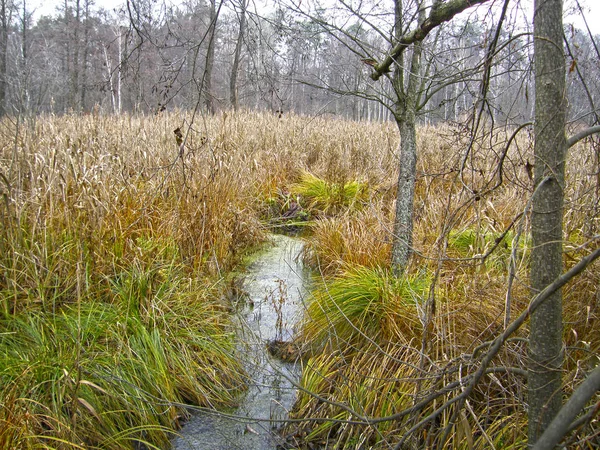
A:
[171,235,308,450]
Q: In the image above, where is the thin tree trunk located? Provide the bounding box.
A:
[80,0,90,111]
[0,0,9,116]
[229,0,246,111]
[391,0,424,275]
[71,0,81,111]
[392,114,418,274]
[528,0,567,445]
[103,45,116,113]
[20,0,29,112]
[117,26,123,114]
[203,0,217,114]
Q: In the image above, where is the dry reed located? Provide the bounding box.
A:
[1,111,598,448]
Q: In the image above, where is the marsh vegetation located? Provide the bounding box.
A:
[0,111,598,448]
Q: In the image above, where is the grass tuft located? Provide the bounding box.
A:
[291,171,369,216]
[0,294,244,449]
[298,266,428,353]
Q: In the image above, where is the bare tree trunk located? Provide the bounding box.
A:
[391,0,424,275]
[19,0,29,113]
[392,115,418,274]
[532,364,600,449]
[118,26,124,114]
[203,0,217,114]
[230,0,247,111]
[70,0,81,111]
[80,0,90,111]
[528,0,567,445]
[0,0,9,116]
[103,44,116,112]
[63,0,71,112]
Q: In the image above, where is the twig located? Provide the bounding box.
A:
[394,245,600,448]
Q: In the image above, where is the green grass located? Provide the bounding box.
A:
[0,290,244,449]
[291,171,369,215]
[288,266,431,447]
[0,221,247,449]
[299,266,428,352]
[448,228,530,271]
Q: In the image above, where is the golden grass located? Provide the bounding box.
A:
[301,203,393,273]
[1,111,598,448]
[284,120,599,448]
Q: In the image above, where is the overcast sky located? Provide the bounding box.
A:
[30,0,600,35]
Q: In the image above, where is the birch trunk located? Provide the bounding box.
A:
[229,0,246,111]
[0,0,9,116]
[203,0,217,114]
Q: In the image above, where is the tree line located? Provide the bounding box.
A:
[0,0,596,123]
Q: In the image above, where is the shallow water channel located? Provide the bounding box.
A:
[171,234,309,450]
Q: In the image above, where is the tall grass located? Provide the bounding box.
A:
[0,111,401,447]
[301,202,393,274]
[285,121,599,447]
[0,297,243,449]
[1,112,598,448]
[0,112,266,448]
[298,266,427,352]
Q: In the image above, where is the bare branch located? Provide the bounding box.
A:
[567,125,600,148]
[532,364,600,450]
[371,0,492,80]
[393,244,600,448]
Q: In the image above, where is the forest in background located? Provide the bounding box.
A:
[0,0,597,122]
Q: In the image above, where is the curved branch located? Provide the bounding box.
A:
[371,0,491,80]
[567,125,600,148]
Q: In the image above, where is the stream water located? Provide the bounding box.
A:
[171,234,308,450]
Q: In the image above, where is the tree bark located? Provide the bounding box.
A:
[0,0,9,116]
[20,0,29,112]
[391,0,424,275]
[532,364,600,450]
[203,0,217,114]
[80,0,90,111]
[230,0,247,111]
[528,0,567,445]
[70,0,81,111]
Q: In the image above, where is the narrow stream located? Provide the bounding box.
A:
[171,234,308,450]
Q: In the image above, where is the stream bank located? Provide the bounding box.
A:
[171,234,309,450]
